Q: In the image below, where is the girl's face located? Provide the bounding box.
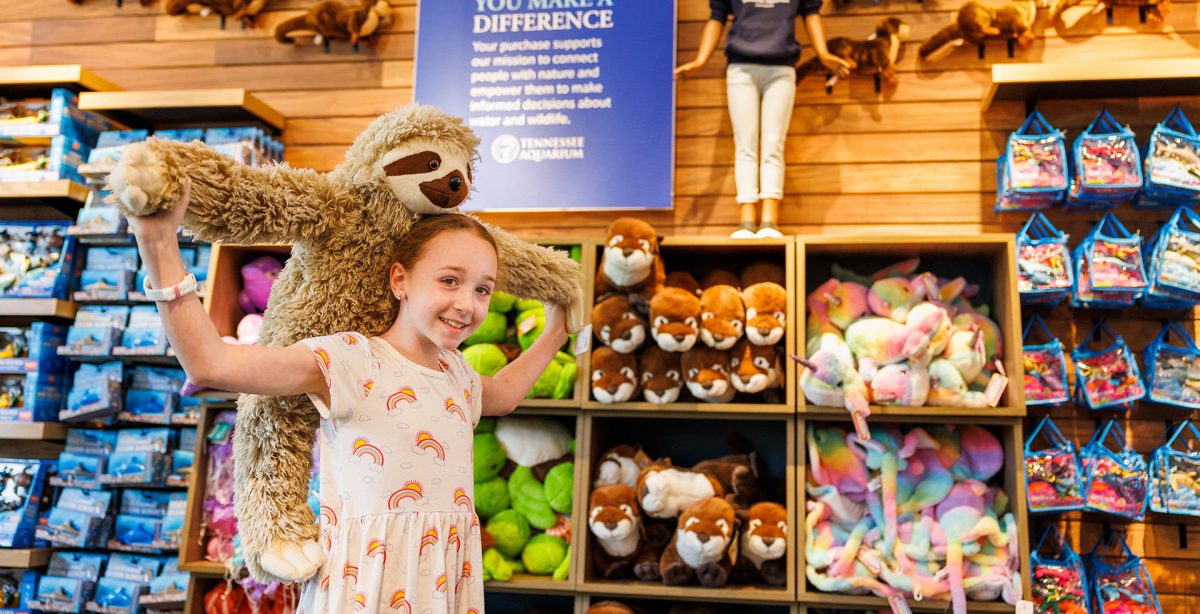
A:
[392,230,498,353]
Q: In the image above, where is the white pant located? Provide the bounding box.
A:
[726,63,796,204]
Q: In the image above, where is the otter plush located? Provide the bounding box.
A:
[593,444,655,490]
[733,502,788,586]
[729,339,781,395]
[650,287,701,353]
[164,0,267,28]
[591,347,638,404]
[918,0,1036,60]
[699,285,745,351]
[273,0,393,50]
[592,295,647,354]
[595,218,663,309]
[740,261,785,288]
[635,463,724,520]
[588,484,660,581]
[660,497,738,587]
[639,346,683,404]
[742,282,787,346]
[693,453,758,506]
[681,347,734,403]
[587,603,638,614]
[701,269,741,290]
[796,17,909,86]
[109,105,585,583]
[665,270,702,297]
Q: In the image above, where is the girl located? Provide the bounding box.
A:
[128,180,568,613]
[676,0,851,239]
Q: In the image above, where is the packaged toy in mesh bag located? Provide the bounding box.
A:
[1023,315,1070,405]
[1073,320,1145,410]
[1084,530,1161,614]
[1031,525,1091,614]
[996,109,1068,212]
[1149,419,1200,516]
[1143,321,1200,409]
[1068,110,1143,208]
[1081,420,1149,520]
[1018,212,1073,304]
[1142,206,1200,306]
[1026,416,1085,512]
[1138,105,1200,209]
[1071,213,1146,308]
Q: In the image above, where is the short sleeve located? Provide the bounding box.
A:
[798,0,823,17]
[443,349,484,428]
[299,332,377,421]
[709,0,732,22]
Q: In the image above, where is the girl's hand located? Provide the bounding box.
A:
[542,302,569,346]
[126,178,190,242]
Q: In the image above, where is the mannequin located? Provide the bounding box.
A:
[676,0,850,239]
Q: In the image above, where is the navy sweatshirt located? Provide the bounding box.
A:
[710,0,823,66]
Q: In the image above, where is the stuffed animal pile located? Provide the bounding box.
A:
[590,218,788,406]
[463,248,582,400]
[805,423,1020,613]
[473,416,575,582]
[586,442,788,589]
[800,258,1005,438]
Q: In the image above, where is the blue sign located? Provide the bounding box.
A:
[414,0,675,211]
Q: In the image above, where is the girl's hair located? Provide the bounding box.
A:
[395,214,497,269]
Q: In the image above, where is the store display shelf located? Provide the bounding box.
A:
[578,580,794,604]
[485,575,576,595]
[0,547,53,568]
[581,400,791,415]
[518,397,583,410]
[797,591,1016,613]
[0,65,120,97]
[800,403,1025,419]
[0,421,69,441]
[983,58,1200,111]
[65,354,179,366]
[180,560,226,576]
[0,180,90,207]
[0,299,77,319]
[78,89,285,132]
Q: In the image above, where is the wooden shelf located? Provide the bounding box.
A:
[579,579,794,604]
[798,591,1017,612]
[518,397,583,410]
[582,400,791,415]
[983,58,1200,111]
[0,547,52,568]
[801,403,1026,420]
[0,65,119,97]
[484,575,575,595]
[179,559,226,576]
[0,422,69,441]
[0,298,77,319]
[79,89,285,131]
[0,180,90,211]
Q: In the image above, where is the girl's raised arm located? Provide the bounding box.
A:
[128,180,328,402]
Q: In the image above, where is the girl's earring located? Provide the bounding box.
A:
[396,292,406,301]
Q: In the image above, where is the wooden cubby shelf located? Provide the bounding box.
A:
[983,58,1200,111]
[0,180,90,207]
[0,298,77,319]
[0,547,53,568]
[0,421,69,441]
[78,89,285,132]
[0,64,119,96]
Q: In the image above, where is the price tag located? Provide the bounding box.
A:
[1017,601,1034,614]
[517,316,538,336]
[573,325,592,355]
[985,373,1009,407]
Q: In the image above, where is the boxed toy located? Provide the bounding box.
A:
[35,488,112,549]
[61,361,123,423]
[0,323,69,374]
[60,306,129,356]
[0,569,38,613]
[0,459,50,548]
[0,222,77,300]
[0,90,110,142]
[75,268,133,302]
[0,135,91,184]
[113,307,167,356]
[49,451,105,490]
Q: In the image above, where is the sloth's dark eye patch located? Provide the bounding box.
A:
[383,151,443,176]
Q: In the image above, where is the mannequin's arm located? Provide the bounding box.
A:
[675,19,725,75]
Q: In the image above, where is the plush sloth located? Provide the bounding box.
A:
[595,218,663,308]
[638,346,683,404]
[681,347,735,403]
[732,501,788,586]
[588,484,660,580]
[650,287,701,353]
[699,285,745,350]
[590,346,638,404]
[729,338,781,394]
[664,270,702,297]
[592,294,647,354]
[593,444,655,490]
[701,269,741,290]
[692,452,758,506]
[660,497,738,587]
[742,282,787,346]
[635,463,724,520]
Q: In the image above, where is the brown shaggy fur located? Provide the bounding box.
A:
[108,105,583,582]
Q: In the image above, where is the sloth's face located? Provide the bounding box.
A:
[375,138,474,214]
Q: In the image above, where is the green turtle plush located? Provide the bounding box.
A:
[474,476,510,521]
[528,351,578,399]
[507,465,557,529]
[489,290,517,314]
[521,534,568,576]
[482,548,520,582]
[464,311,508,345]
[462,343,508,377]
[543,461,574,515]
[485,509,530,558]
[473,432,507,481]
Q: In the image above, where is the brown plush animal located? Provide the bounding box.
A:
[701,269,740,290]
[682,347,734,403]
[699,285,745,351]
[592,295,647,354]
[740,261,785,288]
[660,497,737,587]
[797,18,909,85]
[919,0,1036,59]
[588,484,661,581]
[274,0,393,50]
[639,346,683,405]
[665,270,702,297]
[635,463,724,520]
[732,501,788,586]
[729,339,781,394]
[593,444,655,489]
[595,218,664,309]
[693,453,758,506]
[587,603,637,614]
[742,282,787,346]
[650,287,701,353]
[164,0,267,28]
[1053,0,1170,26]
[108,105,585,583]
[68,0,155,5]
[590,346,638,404]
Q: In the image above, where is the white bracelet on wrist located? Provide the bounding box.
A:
[143,273,198,302]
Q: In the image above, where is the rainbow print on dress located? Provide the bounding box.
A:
[387,481,424,509]
[352,438,385,466]
[389,589,411,613]
[412,431,446,464]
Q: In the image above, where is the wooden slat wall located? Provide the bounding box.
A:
[5,0,1200,608]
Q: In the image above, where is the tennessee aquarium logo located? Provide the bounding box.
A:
[491,134,521,164]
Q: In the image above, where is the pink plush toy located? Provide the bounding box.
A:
[868,277,924,322]
[844,312,943,381]
[795,334,871,439]
[871,360,930,406]
[236,255,284,314]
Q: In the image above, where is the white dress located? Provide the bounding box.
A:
[296,332,484,614]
